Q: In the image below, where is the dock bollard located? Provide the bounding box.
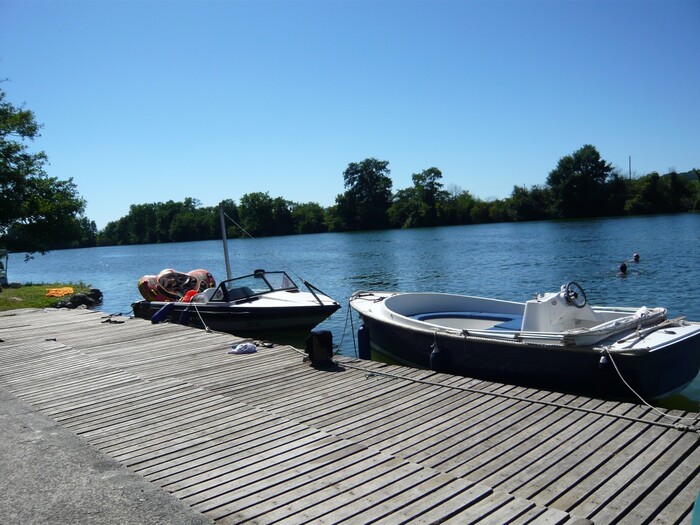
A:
[305,330,333,367]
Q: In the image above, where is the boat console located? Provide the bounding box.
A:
[522,282,603,332]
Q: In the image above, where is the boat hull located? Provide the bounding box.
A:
[132,300,340,334]
[361,314,700,400]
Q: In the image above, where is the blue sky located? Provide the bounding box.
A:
[2,0,698,229]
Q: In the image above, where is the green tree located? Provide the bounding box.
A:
[546,144,613,218]
[97,198,214,245]
[126,203,158,244]
[0,88,88,253]
[239,192,275,236]
[218,198,241,238]
[291,202,327,234]
[506,185,550,221]
[271,197,294,236]
[602,171,629,216]
[410,167,445,227]
[439,185,476,225]
[624,172,662,215]
[168,207,213,242]
[322,204,344,232]
[166,197,213,242]
[153,200,182,242]
[470,200,491,224]
[487,199,509,222]
[75,216,98,247]
[337,158,393,230]
[666,171,694,212]
[331,192,352,231]
[387,187,419,228]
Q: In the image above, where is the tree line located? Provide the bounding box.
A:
[97,148,700,246]
[2,86,699,254]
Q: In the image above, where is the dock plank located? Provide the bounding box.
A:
[585,428,698,523]
[1,308,698,525]
[199,446,393,522]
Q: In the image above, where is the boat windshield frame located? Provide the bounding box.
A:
[210,270,299,302]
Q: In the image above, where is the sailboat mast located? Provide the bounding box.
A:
[220,207,232,280]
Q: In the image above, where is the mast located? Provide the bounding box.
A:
[220,207,232,280]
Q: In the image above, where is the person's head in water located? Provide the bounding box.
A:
[619,262,627,274]
[633,253,640,263]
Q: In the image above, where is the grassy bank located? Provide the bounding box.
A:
[0,283,91,311]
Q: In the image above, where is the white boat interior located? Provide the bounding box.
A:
[357,282,671,348]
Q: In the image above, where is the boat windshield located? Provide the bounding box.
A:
[214,270,299,302]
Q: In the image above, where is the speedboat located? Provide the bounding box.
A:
[132,269,340,334]
[132,208,341,335]
[349,282,700,400]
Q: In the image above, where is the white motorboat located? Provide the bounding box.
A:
[133,268,340,334]
[132,209,340,335]
[349,282,700,400]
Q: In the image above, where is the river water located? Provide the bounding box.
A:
[6,213,700,408]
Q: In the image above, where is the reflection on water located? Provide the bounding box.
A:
[7,214,700,408]
[655,394,700,413]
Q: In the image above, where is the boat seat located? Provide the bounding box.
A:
[489,317,524,331]
[413,311,523,330]
[192,287,216,303]
[229,286,254,301]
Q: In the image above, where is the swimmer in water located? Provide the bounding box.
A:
[619,262,628,276]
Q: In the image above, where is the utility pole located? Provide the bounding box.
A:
[628,156,632,179]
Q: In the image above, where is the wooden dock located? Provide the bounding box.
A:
[1,308,699,524]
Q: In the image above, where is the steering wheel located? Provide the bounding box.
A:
[564,281,587,308]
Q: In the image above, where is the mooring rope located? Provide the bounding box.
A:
[188,301,214,333]
[335,298,357,358]
[602,348,700,431]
